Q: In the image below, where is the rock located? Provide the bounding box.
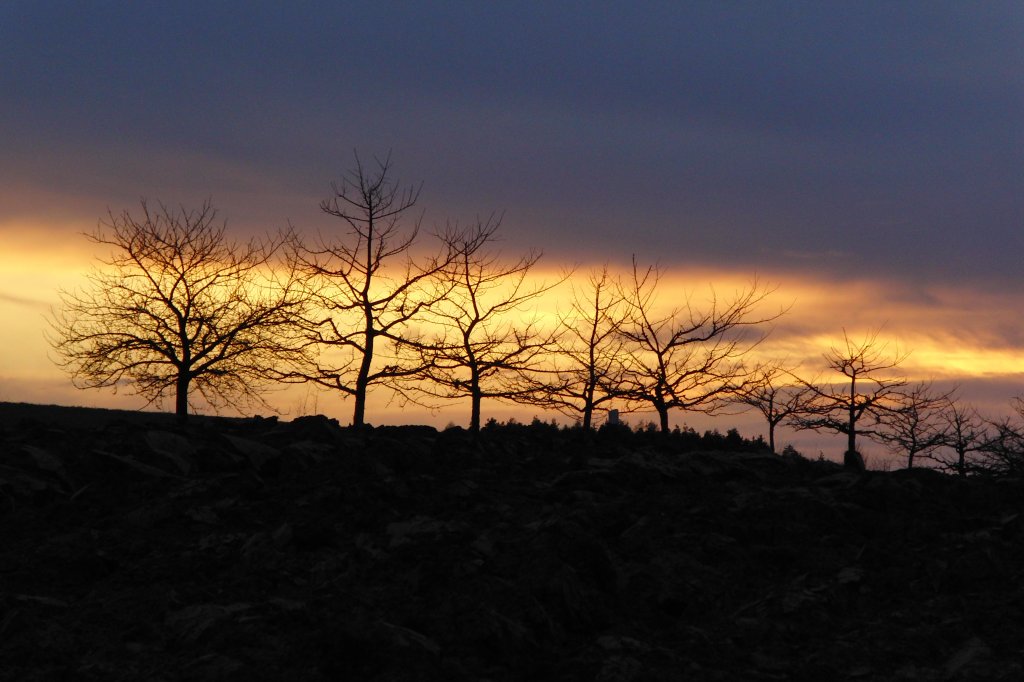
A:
[375,620,441,657]
[284,440,335,467]
[165,603,252,644]
[145,430,196,475]
[13,593,69,608]
[844,449,866,472]
[595,655,643,682]
[21,445,70,480]
[386,515,448,548]
[223,434,284,476]
[181,653,245,678]
[595,635,651,653]
[0,466,66,499]
[943,636,991,680]
[288,414,343,441]
[91,448,181,478]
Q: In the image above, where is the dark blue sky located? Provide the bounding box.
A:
[2,1,1022,282]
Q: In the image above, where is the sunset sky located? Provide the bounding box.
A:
[2,3,1022,457]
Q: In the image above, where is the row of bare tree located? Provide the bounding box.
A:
[45,155,1024,472]
[48,156,776,430]
[738,332,1024,476]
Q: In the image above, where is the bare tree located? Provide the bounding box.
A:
[48,200,303,422]
[284,153,460,427]
[876,381,951,469]
[618,259,780,433]
[977,398,1024,475]
[931,400,988,477]
[419,217,562,432]
[794,329,908,469]
[545,266,631,430]
[733,364,814,454]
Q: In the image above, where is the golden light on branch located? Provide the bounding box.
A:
[46,200,307,421]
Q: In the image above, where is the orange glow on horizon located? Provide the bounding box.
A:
[3,224,1024,430]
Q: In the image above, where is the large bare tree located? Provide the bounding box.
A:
[48,200,303,422]
[284,154,461,427]
[618,259,780,433]
[794,329,908,469]
[419,217,562,432]
[545,266,631,430]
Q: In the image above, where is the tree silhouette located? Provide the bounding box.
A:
[976,398,1024,475]
[545,266,631,430]
[876,381,951,469]
[733,364,814,453]
[932,400,988,476]
[418,217,562,432]
[283,153,461,427]
[48,200,303,422]
[794,330,908,469]
[618,259,780,433]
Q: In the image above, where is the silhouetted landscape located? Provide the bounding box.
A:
[44,158,1012,473]
[17,82,1024,682]
[4,5,1024,681]
[3,401,1023,680]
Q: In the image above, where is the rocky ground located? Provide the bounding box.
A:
[1,402,1023,681]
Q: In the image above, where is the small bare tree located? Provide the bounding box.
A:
[794,329,908,469]
[977,398,1024,475]
[618,259,780,433]
[733,364,814,454]
[284,153,461,427]
[48,200,303,422]
[876,381,951,469]
[931,400,988,476]
[419,217,562,432]
[545,266,631,430]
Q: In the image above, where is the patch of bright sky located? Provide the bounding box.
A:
[3,235,1024,452]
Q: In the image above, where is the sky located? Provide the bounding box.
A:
[1,2,1022,458]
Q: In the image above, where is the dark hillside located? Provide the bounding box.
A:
[1,404,1022,680]
[0,402,250,430]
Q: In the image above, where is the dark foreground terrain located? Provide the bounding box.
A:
[2,403,1023,681]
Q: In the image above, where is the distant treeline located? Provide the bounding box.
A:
[468,416,769,454]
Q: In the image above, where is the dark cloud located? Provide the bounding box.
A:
[1,2,1021,281]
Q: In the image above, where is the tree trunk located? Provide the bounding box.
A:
[844,393,865,470]
[847,377,857,457]
[844,417,864,471]
[658,405,670,433]
[353,319,374,428]
[175,371,189,423]
[176,333,191,423]
[352,385,367,428]
[470,390,482,433]
[582,381,595,431]
[469,367,482,433]
[768,422,776,454]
